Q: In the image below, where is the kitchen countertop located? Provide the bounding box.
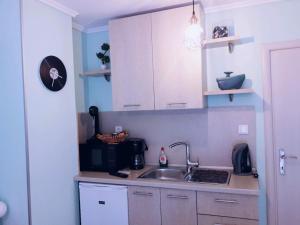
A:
[74,166,259,196]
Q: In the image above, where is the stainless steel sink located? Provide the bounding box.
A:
[138,167,230,184]
[184,169,230,184]
[138,167,187,181]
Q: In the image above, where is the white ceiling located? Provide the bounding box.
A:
[49,0,277,29]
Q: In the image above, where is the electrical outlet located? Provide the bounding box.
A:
[238,124,249,135]
[115,126,123,133]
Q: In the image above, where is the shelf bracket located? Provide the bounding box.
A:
[228,42,234,53]
[104,74,111,82]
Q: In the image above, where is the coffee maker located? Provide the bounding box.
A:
[125,138,148,170]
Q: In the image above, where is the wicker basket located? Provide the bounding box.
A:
[96,131,128,144]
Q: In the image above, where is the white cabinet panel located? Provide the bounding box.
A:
[79,183,128,225]
[109,14,155,111]
[152,6,205,110]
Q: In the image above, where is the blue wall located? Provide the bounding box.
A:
[0,1,29,225]
[82,31,112,112]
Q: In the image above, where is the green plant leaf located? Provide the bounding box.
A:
[96,52,104,59]
[101,43,110,51]
[103,55,110,63]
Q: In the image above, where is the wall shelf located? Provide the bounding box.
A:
[202,36,241,53]
[204,88,254,101]
[80,69,111,81]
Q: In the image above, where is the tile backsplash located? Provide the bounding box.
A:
[78,106,256,167]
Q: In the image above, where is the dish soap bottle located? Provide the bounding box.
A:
[159,147,168,168]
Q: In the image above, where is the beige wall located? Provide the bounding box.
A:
[78,106,256,167]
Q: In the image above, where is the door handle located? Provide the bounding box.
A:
[280,149,298,175]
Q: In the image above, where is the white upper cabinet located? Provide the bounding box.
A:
[109,14,155,111]
[152,6,205,110]
[109,5,205,111]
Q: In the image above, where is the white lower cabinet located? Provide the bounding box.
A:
[79,183,129,225]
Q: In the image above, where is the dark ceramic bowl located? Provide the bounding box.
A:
[216,74,245,90]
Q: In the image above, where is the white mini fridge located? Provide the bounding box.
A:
[79,182,129,225]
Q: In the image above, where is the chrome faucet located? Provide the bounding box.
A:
[169,142,199,172]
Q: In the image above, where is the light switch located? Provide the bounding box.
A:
[115,126,123,133]
[238,124,249,135]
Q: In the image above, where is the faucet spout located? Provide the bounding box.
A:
[169,142,199,172]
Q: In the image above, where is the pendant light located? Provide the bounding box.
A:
[184,0,203,50]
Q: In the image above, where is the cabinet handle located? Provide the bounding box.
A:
[214,224,236,225]
[167,194,189,200]
[123,104,141,107]
[214,199,239,204]
[167,102,187,106]
[133,191,153,197]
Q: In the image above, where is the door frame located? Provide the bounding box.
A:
[262,39,300,225]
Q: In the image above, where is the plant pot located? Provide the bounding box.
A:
[100,64,107,70]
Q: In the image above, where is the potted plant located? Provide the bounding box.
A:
[96,43,110,69]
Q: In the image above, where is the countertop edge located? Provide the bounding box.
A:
[74,175,259,196]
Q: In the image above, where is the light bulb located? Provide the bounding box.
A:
[184,22,203,50]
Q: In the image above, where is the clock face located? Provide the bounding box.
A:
[39,56,67,91]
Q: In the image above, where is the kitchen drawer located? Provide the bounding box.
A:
[198,214,258,225]
[197,192,258,220]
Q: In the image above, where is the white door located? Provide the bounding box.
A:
[109,14,155,111]
[266,42,300,225]
[152,6,205,110]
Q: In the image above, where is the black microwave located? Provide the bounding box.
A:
[79,141,130,172]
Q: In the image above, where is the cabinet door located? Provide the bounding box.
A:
[128,186,161,225]
[152,6,205,110]
[197,192,258,220]
[161,189,197,225]
[109,15,155,111]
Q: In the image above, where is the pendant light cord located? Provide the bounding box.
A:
[192,0,195,15]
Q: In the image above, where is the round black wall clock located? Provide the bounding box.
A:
[39,56,67,92]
